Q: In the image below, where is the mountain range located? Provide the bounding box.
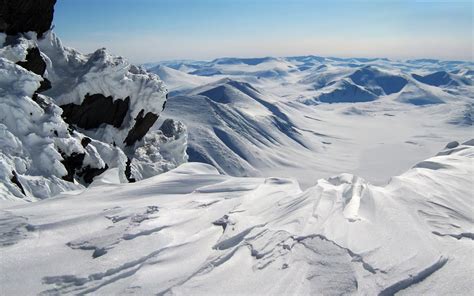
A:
[0,1,472,295]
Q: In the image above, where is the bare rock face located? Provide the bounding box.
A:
[0,0,56,38]
[61,94,130,130]
[124,110,159,146]
[16,46,51,92]
[159,118,181,138]
[16,47,46,75]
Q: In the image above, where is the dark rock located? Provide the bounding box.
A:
[125,158,136,183]
[61,93,130,130]
[123,109,158,146]
[60,152,85,182]
[445,141,459,149]
[16,47,51,93]
[159,119,176,138]
[81,137,91,148]
[212,215,230,231]
[60,150,108,184]
[31,93,56,114]
[92,247,107,259]
[37,77,51,93]
[31,93,39,103]
[10,171,26,195]
[0,0,56,38]
[78,164,108,184]
[16,47,46,75]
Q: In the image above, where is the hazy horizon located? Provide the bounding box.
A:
[55,0,473,64]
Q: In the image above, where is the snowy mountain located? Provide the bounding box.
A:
[149,56,473,188]
[1,140,473,294]
[1,1,473,295]
[147,64,216,95]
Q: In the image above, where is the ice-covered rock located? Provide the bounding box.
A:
[0,56,111,202]
[0,1,187,203]
[37,33,168,148]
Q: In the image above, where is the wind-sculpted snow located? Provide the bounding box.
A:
[0,141,472,295]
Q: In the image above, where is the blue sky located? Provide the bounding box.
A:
[54,0,473,63]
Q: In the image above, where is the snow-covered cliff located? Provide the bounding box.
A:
[0,0,187,204]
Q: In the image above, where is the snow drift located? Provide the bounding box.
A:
[0,140,472,295]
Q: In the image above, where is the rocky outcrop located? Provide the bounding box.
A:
[10,171,25,196]
[0,0,56,38]
[0,0,188,203]
[16,47,46,75]
[16,46,51,92]
[61,94,130,130]
[60,152,85,182]
[124,158,136,183]
[81,137,92,148]
[80,165,109,184]
[160,118,182,138]
[124,110,159,146]
[36,37,168,150]
[60,150,108,185]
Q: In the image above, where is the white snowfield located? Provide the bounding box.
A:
[1,140,473,295]
[150,57,473,189]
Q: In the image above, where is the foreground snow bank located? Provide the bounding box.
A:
[1,140,472,295]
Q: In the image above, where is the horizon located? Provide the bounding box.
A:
[54,0,473,64]
[148,54,473,65]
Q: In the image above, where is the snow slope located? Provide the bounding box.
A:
[152,56,473,188]
[148,64,217,95]
[1,140,472,295]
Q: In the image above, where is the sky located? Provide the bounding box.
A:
[54,0,473,64]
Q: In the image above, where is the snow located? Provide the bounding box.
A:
[0,31,187,204]
[1,23,473,295]
[130,120,188,181]
[148,64,217,95]
[38,32,168,149]
[0,141,472,295]
[151,56,473,189]
[0,56,82,202]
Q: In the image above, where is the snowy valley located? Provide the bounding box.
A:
[148,56,473,188]
[0,0,473,295]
